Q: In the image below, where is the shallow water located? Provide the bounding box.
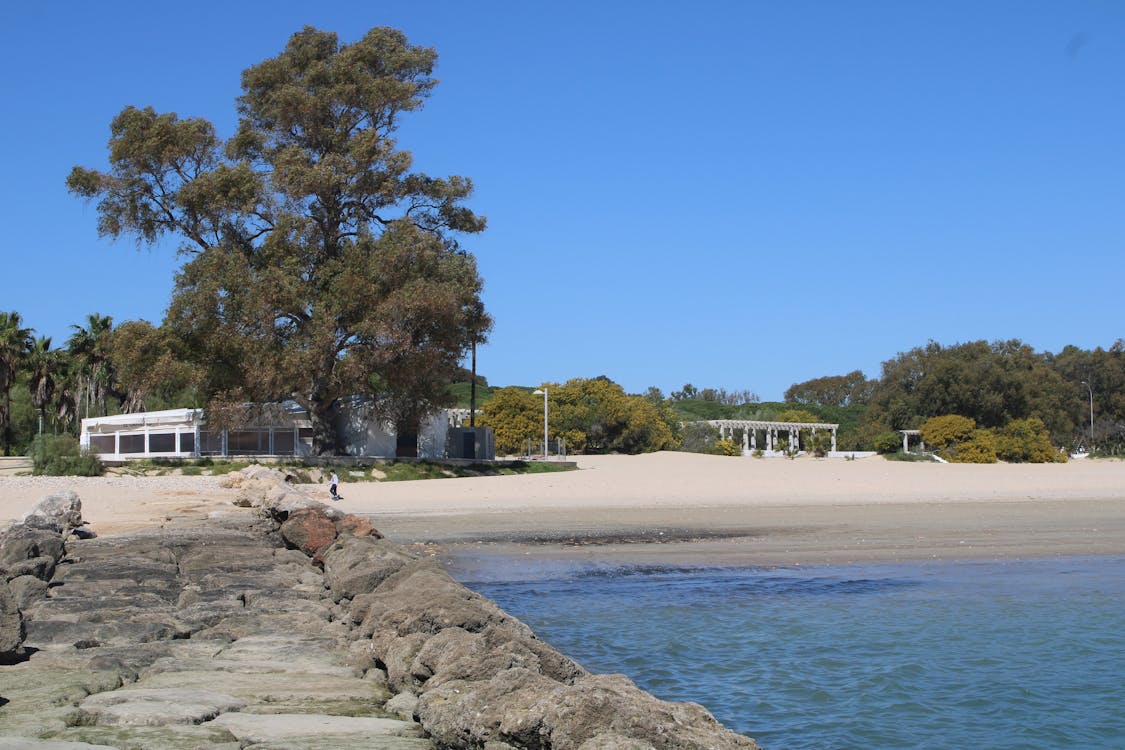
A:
[453,554,1125,750]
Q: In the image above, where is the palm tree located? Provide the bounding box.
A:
[66,313,115,419]
[53,356,79,436]
[27,336,59,435]
[0,311,33,455]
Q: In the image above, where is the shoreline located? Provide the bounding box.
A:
[2,453,1124,568]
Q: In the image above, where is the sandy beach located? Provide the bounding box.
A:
[2,452,1124,567]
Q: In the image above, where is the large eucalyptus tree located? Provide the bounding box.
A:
[69,26,490,454]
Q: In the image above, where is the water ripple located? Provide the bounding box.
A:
[467,556,1125,750]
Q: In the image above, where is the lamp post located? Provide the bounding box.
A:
[532,388,548,459]
[1081,380,1094,451]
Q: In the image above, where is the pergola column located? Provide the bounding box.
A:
[903,432,909,453]
[742,428,749,451]
[831,428,837,452]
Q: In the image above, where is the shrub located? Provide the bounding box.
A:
[873,431,902,454]
[711,439,741,456]
[28,434,105,476]
[809,431,832,457]
[995,418,1066,463]
[920,415,976,451]
[679,422,719,454]
[949,429,998,463]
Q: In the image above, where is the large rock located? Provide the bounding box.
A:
[336,514,383,539]
[20,491,83,535]
[417,670,759,750]
[322,535,416,602]
[0,524,66,574]
[0,581,25,663]
[7,574,49,610]
[280,508,339,557]
[359,561,532,640]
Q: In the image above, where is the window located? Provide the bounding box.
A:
[149,433,176,453]
[90,435,115,454]
[273,430,295,455]
[119,434,145,454]
[180,432,195,453]
[228,430,266,454]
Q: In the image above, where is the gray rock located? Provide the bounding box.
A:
[385,690,420,720]
[322,535,416,602]
[20,490,83,535]
[7,574,49,609]
[0,524,65,571]
[4,554,56,582]
[417,670,759,750]
[0,581,24,662]
[79,687,245,726]
[358,560,532,640]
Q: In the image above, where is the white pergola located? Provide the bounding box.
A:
[705,419,840,454]
[899,429,925,453]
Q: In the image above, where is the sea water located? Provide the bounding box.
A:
[453,555,1125,750]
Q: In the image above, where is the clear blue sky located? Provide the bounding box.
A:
[2,1,1123,400]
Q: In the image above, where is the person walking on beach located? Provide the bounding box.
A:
[329,470,340,501]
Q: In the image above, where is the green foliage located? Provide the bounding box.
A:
[374,459,573,481]
[995,418,1066,463]
[480,378,676,455]
[784,370,875,407]
[109,320,198,413]
[667,398,730,422]
[809,430,833,457]
[882,450,933,462]
[919,415,977,450]
[478,387,542,455]
[873,431,902,454]
[28,434,104,476]
[679,422,719,454]
[69,27,489,455]
[949,429,998,463]
[447,380,495,409]
[777,408,821,423]
[865,339,1076,443]
[0,311,33,456]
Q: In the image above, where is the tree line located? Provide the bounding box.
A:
[0,311,195,456]
[667,338,1125,457]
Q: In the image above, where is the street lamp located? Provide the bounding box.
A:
[1081,380,1094,451]
[532,388,548,459]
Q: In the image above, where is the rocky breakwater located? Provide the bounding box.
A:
[0,467,759,750]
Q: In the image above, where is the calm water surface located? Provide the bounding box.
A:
[453,554,1125,750]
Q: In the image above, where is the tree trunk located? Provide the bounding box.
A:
[1,389,10,456]
[308,397,340,456]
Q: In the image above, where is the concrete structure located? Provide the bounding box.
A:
[899,429,925,453]
[706,419,840,456]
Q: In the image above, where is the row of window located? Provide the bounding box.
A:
[87,428,314,456]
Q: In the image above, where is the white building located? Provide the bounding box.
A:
[80,400,474,460]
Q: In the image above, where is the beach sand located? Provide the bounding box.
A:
[2,452,1124,566]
